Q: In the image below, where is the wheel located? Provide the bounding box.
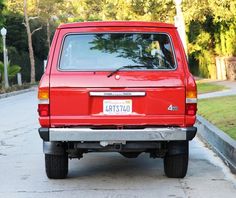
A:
[45,154,68,179]
[120,152,141,158]
[164,141,189,178]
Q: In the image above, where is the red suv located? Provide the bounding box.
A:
[38,21,197,179]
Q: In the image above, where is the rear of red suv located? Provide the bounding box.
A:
[38,21,197,179]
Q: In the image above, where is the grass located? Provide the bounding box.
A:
[198,95,236,140]
[197,81,227,94]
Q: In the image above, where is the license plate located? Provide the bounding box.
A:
[103,100,132,115]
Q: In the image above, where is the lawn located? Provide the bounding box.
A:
[198,95,236,140]
[197,81,227,94]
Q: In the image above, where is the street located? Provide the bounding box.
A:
[0,90,236,198]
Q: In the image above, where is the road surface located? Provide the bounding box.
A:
[0,90,236,198]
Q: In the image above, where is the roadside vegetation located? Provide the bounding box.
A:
[198,95,236,140]
[0,0,236,84]
[0,83,31,94]
[197,81,227,94]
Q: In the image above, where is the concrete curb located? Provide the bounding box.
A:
[0,87,36,99]
[196,115,236,174]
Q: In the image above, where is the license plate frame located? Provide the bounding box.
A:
[103,100,132,115]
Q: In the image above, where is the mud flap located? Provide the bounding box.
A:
[166,141,189,156]
[43,141,66,155]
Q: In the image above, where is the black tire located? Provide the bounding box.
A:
[45,154,68,179]
[164,141,189,178]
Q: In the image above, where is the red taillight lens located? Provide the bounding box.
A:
[38,88,49,117]
[186,89,197,116]
[186,103,197,116]
[38,104,49,116]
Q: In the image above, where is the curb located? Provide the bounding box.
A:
[196,115,236,174]
[0,87,36,99]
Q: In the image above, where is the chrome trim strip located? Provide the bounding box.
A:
[89,92,146,97]
[38,99,49,104]
[186,98,197,103]
[49,127,187,141]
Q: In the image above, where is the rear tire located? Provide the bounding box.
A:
[164,141,189,178]
[45,154,68,179]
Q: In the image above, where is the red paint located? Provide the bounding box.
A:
[38,21,197,128]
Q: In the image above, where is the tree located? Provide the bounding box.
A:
[0,0,5,54]
[183,0,236,77]
[90,33,174,68]
[38,0,63,50]
[23,0,42,84]
[0,61,21,86]
[62,0,175,22]
[3,0,236,81]
[0,0,4,25]
[6,0,43,83]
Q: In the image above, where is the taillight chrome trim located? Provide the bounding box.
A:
[89,91,146,97]
[186,98,197,104]
[38,99,49,104]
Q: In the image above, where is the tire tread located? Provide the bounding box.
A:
[45,154,68,179]
[164,141,189,178]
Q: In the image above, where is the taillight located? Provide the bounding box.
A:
[38,89,49,100]
[186,103,197,115]
[186,90,197,115]
[38,88,49,117]
[38,104,49,116]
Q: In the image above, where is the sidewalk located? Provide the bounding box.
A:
[0,86,36,99]
[198,80,236,99]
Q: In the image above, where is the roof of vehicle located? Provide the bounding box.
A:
[58,21,176,29]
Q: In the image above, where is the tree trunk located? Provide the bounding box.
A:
[46,19,51,51]
[24,0,36,84]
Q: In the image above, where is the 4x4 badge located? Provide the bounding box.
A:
[168,105,178,111]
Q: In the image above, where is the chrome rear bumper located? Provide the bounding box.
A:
[39,127,197,142]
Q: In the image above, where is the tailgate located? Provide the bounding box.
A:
[49,31,186,127]
[49,72,186,127]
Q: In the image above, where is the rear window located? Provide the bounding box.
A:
[59,33,176,71]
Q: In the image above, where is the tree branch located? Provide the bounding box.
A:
[32,26,42,35]
[22,19,27,27]
[29,16,39,21]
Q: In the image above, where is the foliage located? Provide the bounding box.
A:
[184,0,236,78]
[0,0,5,24]
[63,0,175,22]
[2,11,47,82]
[214,23,236,56]
[89,33,174,69]
[1,0,236,81]
[0,60,21,85]
[0,0,5,53]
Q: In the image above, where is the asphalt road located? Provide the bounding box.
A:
[0,90,236,198]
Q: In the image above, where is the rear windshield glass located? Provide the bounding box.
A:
[59,33,176,71]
